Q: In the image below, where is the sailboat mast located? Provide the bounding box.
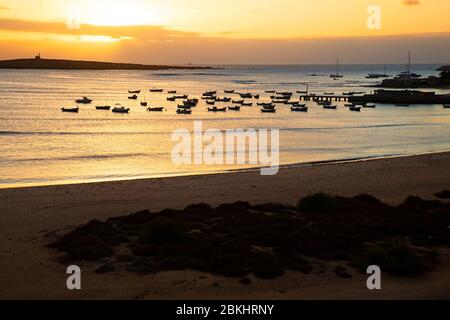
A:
[408,50,411,75]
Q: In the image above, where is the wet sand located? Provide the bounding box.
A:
[0,152,449,299]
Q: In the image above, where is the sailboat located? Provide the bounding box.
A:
[330,58,343,79]
[395,51,421,80]
[366,65,390,79]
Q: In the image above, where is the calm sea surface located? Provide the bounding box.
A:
[0,64,449,188]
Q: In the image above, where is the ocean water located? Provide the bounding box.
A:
[0,64,449,188]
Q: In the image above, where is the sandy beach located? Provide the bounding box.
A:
[1,152,450,299]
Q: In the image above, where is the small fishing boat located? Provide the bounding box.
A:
[186,98,199,106]
[206,100,215,105]
[140,102,148,107]
[262,105,276,110]
[323,105,337,110]
[364,103,376,108]
[265,90,275,93]
[258,102,275,107]
[168,90,177,94]
[272,99,289,104]
[128,94,138,100]
[343,92,354,96]
[232,99,244,104]
[254,94,260,99]
[291,106,308,112]
[95,105,111,110]
[203,91,217,96]
[112,106,130,113]
[276,91,292,96]
[444,104,450,109]
[128,90,141,94]
[317,101,332,105]
[224,90,235,94]
[208,106,227,112]
[324,92,334,95]
[286,101,300,106]
[202,96,216,100]
[147,107,164,112]
[395,104,410,107]
[297,90,308,94]
[215,97,231,102]
[167,96,176,101]
[349,106,361,112]
[75,97,92,104]
[228,106,241,111]
[261,108,276,113]
[241,102,253,106]
[174,95,188,100]
[150,88,164,92]
[177,104,192,109]
[177,108,192,114]
[239,93,252,98]
[344,103,354,107]
[61,107,79,113]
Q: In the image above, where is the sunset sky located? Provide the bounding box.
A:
[0,0,449,64]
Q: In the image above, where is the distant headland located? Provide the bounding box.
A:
[0,55,213,71]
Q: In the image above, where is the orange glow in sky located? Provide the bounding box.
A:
[0,0,449,64]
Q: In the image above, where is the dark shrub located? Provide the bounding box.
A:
[435,190,450,199]
[297,193,337,213]
[274,247,313,273]
[254,203,289,213]
[357,242,435,277]
[140,217,189,245]
[334,265,352,278]
[249,252,284,279]
[64,236,113,261]
[183,203,214,216]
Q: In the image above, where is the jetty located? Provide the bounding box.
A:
[348,90,450,104]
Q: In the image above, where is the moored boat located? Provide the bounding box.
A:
[150,88,164,92]
[323,105,337,109]
[349,106,361,112]
[128,94,138,100]
[215,97,231,102]
[291,106,308,112]
[140,102,148,107]
[177,108,192,114]
[208,106,227,112]
[147,107,164,112]
[261,108,276,113]
[61,107,79,113]
[228,106,241,111]
[224,90,235,94]
[128,90,141,94]
[75,97,92,104]
[444,104,450,109]
[112,106,130,113]
[95,105,111,110]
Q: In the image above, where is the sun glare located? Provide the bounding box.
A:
[82,1,165,26]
